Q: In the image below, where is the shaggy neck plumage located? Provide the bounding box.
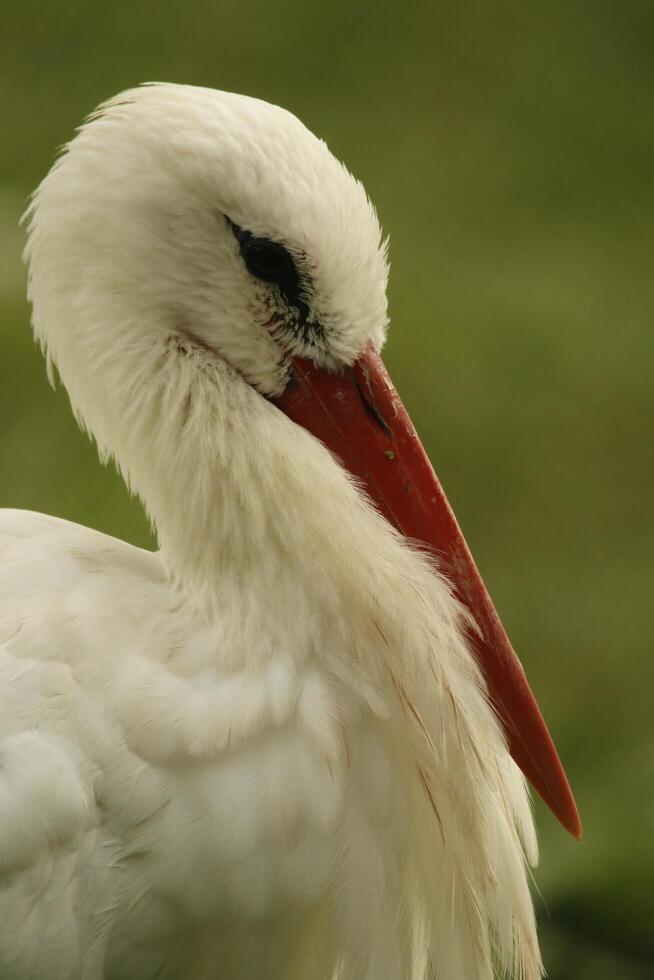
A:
[78,329,368,649]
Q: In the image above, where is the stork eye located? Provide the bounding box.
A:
[244,239,298,289]
[227,218,300,303]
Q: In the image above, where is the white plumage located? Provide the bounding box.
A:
[1,83,543,979]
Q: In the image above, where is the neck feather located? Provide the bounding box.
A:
[74,332,385,642]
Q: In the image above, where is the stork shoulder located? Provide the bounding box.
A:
[0,510,398,950]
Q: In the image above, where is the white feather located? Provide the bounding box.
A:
[0,83,541,978]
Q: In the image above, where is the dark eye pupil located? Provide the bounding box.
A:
[227,217,308,321]
[245,240,293,284]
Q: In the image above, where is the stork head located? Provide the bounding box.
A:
[25,83,388,401]
[24,83,578,840]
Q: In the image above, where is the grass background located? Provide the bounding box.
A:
[1,1,652,976]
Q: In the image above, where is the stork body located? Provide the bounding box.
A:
[0,511,409,980]
[0,84,567,979]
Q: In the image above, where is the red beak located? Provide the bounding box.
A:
[272,345,581,839]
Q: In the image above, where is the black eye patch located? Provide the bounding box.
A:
[227,217,308,321]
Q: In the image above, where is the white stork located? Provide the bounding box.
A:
[1,83,579,980]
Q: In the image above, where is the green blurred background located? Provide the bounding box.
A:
[1,2,652,977]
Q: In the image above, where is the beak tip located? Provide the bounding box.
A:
[501,685,581,840]
[554,793,582,840]
[521,737,582,839]
[564,799,583,841]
